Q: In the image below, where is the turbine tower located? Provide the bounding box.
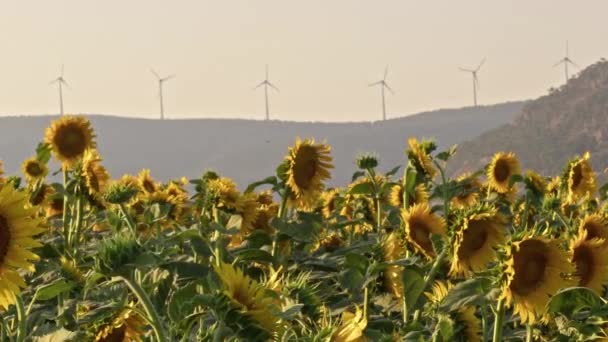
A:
[369,66,394,121]
[50,65,69,116]
[553,41,578,84]
[459,58,485,107]
[151,69,175,120]
[254,65,279,121]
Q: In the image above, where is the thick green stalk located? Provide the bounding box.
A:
[118,275,168,342]
[15,296,26,342]
[70,193,84,253]
[119,203,137,234]
[61,168,70,249]
[492,297,506,342]
[363,286,369,320]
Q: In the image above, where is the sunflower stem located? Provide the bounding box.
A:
[526,324,533,342]
[61,168,70,251]
[70,193,84,255]
[492,297,506,342]
[363,286,369,320]
[272,189,289,258]
[118,275,169,342]
[119,203,137,235]
[421,248,448,297]
[15,296,26,342]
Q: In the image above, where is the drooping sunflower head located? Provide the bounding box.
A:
[502,237,575,324]
[388,183,429,208]
[452,173,482,209]
[457,307,482,342]
[94,306,146,342]
[332,307,368,342]
[570,229,608,295]
[285,138,333,209]
[567,152,597,203]
[44,115,96,167]
[320,188,341,218]
[524,170,547,195]
[21,157,48,182]
[486,152,521,194]
[207,177,243,211]
[407,137,437,179]
[450,206,507,277]
[401,203,446,259]
[0,185,44,309]
[213,262,278,334]
[82,149,111,198]
[137,169,158,194]
[382,232,405,298]
[580,214,608,243]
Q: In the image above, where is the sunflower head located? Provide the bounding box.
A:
[82,149,111,198]
[580,214,608,243]
[501,237,576,324]
[567,152,596,203]
[213,262,278,334]
[401,203,446,259]
[94,306,146,342]
[137,169,158,194]
[0,185,44,309]
[450,206,508,277]
[21,157,48,182]
[44,115,96,167]
[207,177,242,211]
[388,183,428,208]
[285,138,333,209]
[407,137,437,179]
[320,189,341,218]
[452,173,482,209]
[355,153,379,170]
[570,229,608,295]
[487,152,521,194]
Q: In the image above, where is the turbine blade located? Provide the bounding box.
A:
[383,65,389,81]
[568,59,580,68]
[553,59,564,67]
[61,79,71,89]
[476,58,486,71]
[60,64,64,77]
[150,68,160,79]
[268,82,280,92]
[459,67,473,73]
[384,83,395,94]
[162,74,176,82]
[254,81,266,90]
[368,81,382,87]
[49,78,59,85]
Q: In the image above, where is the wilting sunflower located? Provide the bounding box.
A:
[388,183,428,208]
[407,137,437,179]
[82,149,110,198]
[320,189,341,218]
[501,237,575,324]
[21,157,48,182]
[580,214,608,243]
[567,152,597,203]
[137,169,158,194]
[570,230,608,295]
[401,203,446,259]
[452,173,482,209]
[425,282,481,342]
[486,152,520,194]
[450,207,507,277]
[214,262,278,333]
[285,138,333,209]
[44,115,96,167]
[94,306,146,342]
[383,232,405,298]
[0,185,44,309]
[332,307,367,342]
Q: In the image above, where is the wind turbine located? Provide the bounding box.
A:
[553,41,579,84]
[369,66,394,121]
[459,58,485,107]
[49,65,69,116]
[254,65,279,121]
[151,69,175,120]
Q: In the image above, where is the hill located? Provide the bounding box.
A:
[450,59,608,178]
[0,102,524,187]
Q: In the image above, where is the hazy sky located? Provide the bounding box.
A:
[0,1,606,122]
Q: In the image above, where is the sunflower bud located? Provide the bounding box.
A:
[95,234,143,276]
[202,170,219,182]
[356,153,379,170]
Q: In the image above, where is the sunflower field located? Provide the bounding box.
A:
[0,115,607,341]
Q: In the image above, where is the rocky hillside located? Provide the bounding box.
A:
[451,59,608,177]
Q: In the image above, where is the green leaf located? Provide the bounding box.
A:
[352,171,365,182]
[36,279,77,301]
[385,165,401,177]
[161,262,210,280]
[277,303,304,320]
[245,176,278,193]
[435,145,457,162]
[36,142,52,164]
[168,283,199,323]
[402,266,425,311]
[233,248,274,264]
[439,277,492,312]
[349,182,374,195]
[435,314,454,340]
[548,287,606,317]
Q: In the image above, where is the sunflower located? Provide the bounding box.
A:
[137,169,158,194]
[320,189,341,218]
[252,200,279,234]
[28,183,53,208]
[314,231,344,252]
[546,176,561,195]
[44,115,96,167]
[401,203,446,259]
[332,307,367,342]
[450,207,507,277]
[207,177,243,211]
[229,193,260,247]
[580,214,608,243]
[425,282,481,342]
[82,149,111,198]
[21,157,48,182]
[94,306,146,342]
[452,173,482,209]
[388,183,428,208]
[0,185,44,309]
[383,232,405,298]
[285,138,333,209]
[501,237,575,324]
[407,137,437,179]
[567,152,596,203]
[486,152,520,194]
[570,230,608,295]
[214,262,278,333]
[524,170,546,195]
